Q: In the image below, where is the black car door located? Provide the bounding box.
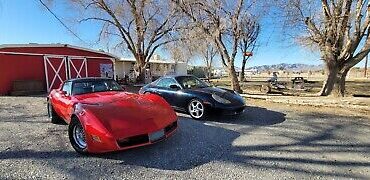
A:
[154,78,179,106]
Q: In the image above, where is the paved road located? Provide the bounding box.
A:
[0,96,369,179]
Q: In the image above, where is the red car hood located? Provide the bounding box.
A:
[75,91,177,138]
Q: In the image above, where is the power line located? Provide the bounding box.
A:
[36,0,87,44]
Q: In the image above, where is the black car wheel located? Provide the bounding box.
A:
[188,99,207,120]
[68,117,88,154]
[47,101,64,124]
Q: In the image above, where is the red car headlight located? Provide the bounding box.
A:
[74,103,86,116]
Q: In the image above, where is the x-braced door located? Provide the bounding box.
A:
[68,57,88,79]
[44,56,68,92]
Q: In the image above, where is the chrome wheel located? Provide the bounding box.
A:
[73,123,87,149]
[188,99,204,119]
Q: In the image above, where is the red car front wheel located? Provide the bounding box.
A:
[68,117,88,154]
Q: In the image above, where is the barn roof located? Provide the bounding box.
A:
[0,43,119,59]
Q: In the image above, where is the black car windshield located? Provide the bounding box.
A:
[175,76,209,89]
[72,79,123,95]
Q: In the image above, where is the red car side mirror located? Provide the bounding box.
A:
[60,90,68,96]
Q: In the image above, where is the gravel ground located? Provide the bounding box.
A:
[0,96,369,179]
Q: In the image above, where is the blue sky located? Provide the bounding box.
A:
[0,0,366,68]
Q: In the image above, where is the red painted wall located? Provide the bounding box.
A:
[0,46,115,95]
[0,54,45,95]
[87,58,114,77]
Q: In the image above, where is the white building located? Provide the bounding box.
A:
[115,54,187,83]
[213,68,228,77]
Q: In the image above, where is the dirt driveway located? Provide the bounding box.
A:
[0,96,369,179]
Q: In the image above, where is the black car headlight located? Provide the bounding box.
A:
[234,91,246,105]
[212,94,231,104]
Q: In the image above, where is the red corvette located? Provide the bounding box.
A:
[47,78,178,154]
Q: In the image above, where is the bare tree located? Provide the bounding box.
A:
[67,0,181,82]
[199,43,218,79]
[173,0,261,93]
[167,27,218,78]
[166,41,194,63]
[165,28,198,63]
[280,0,370,96]
[239,16,260,82]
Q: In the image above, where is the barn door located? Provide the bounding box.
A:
[44,56,68,92]
[68,57,88,79]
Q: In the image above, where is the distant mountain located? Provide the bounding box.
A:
[247,63,323,72]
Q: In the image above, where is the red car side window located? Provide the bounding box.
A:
[62,82,72,95]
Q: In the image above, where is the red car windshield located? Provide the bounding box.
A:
[72,79,123,95]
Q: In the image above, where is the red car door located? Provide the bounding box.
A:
[54,82,74,122]
[50,91,64,118]
[58,93,74,122]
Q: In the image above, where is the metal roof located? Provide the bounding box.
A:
[0,43,119,59]
[118,58,178,64]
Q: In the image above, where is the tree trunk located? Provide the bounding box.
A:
[135,54,146,83]
[239,57,247,82]
[319,65,349,97]
[136,66,146,83]
[332,69,349,97]
[204,65,211,79]
[205,68,211,79]
[228,65,242,93]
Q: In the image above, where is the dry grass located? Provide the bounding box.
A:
[210,77,370,96]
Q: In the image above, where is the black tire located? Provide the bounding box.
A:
[68,117,89,154]
[47,101,64,124]
[187,99,207,120]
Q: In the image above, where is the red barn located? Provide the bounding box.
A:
[0,44,117,95]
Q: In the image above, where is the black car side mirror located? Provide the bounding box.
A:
[169,84,181,90]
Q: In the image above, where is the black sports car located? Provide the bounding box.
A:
[139,75,246,119]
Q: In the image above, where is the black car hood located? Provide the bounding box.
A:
[189,87,245,106]
[191,87,231,97]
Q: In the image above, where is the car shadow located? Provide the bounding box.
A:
[90,113,369,179]
[206,105,286,126]
[94,118,240,170]
[91,106,286,170]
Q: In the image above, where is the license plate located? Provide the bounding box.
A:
[149,129,165,142]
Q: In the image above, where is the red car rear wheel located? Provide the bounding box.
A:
[47,101,64,124]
